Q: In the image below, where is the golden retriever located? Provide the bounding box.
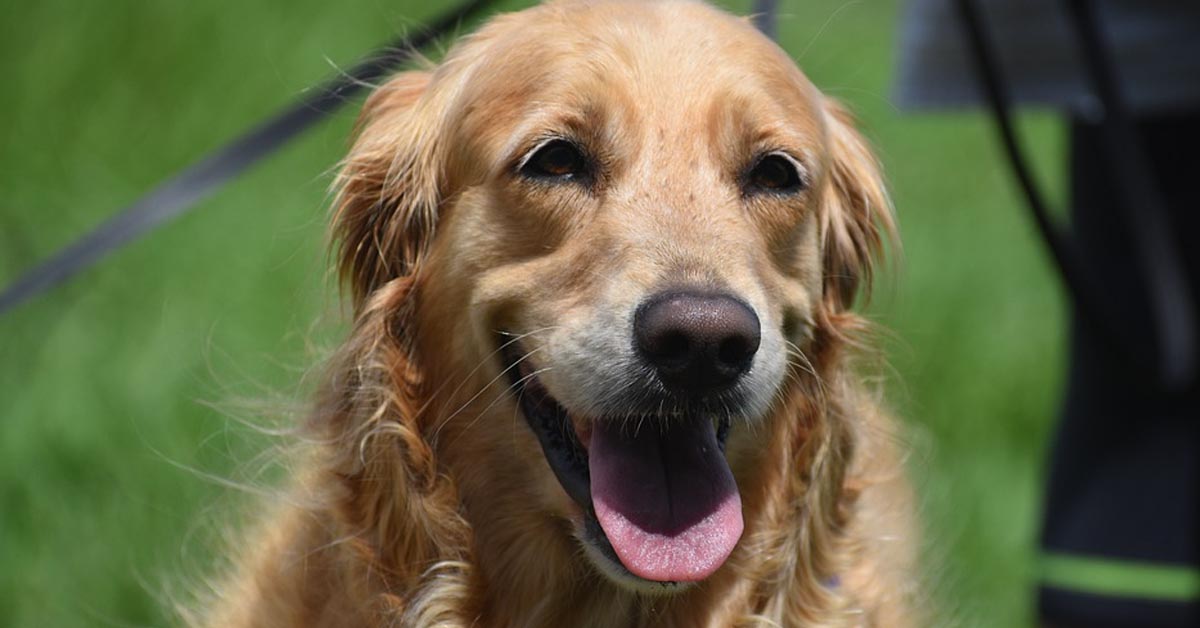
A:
[200,1,916,626]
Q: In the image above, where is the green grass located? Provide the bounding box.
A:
[1,1,1065,625]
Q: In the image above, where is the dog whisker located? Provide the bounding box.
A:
[430,344,550,442]
[420,325,562,417]
[448,366,556,448]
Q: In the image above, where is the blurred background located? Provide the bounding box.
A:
[0,0,1068,625]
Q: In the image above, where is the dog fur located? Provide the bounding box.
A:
[198,1,916,626]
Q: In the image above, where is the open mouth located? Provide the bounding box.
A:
[499,338,743,586]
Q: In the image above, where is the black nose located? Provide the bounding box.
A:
[634,291,761,394]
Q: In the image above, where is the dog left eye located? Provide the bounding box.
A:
[521,139,588,180]
[746,153,804,194]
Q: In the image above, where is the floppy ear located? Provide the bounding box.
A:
[819,97,896,313]
[321,72,476,610]
[332,70,446,310]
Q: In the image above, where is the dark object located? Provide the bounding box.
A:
[1040,588,1196,628]
[955,1,1199,625]
[0,0,495,316]
[1040,113,1200,628]
[634,291,761,394]
[953,0,1197,392]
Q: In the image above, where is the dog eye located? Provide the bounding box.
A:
[521,139,588,180]
[747,154,804,194]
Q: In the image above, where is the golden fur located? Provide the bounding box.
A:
[198,1,917,626]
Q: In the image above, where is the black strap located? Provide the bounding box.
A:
[0,0,494,316]
[753,0,780,40]
[953,0,1197,391]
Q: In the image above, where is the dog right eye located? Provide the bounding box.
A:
[521,139,588,181]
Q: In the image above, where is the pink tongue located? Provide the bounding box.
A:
[589,419,743,582]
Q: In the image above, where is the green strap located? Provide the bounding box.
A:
[1041,553,1200,602]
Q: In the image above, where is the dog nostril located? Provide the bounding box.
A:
[653,329,691,365]
[718,336,752,368]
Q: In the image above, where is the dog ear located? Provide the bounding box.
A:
[323,74,475,602]
[332,70,445,310]
[819,97,896,313]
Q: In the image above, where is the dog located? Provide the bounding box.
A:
[199,1,916,626]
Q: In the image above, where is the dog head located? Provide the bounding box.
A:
[332,0,892,595]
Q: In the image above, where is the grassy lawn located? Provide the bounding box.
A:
[0,1,1066,625]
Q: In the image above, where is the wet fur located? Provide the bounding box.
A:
[197,1,917,626]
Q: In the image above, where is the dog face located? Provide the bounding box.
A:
[334,0,890,596]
